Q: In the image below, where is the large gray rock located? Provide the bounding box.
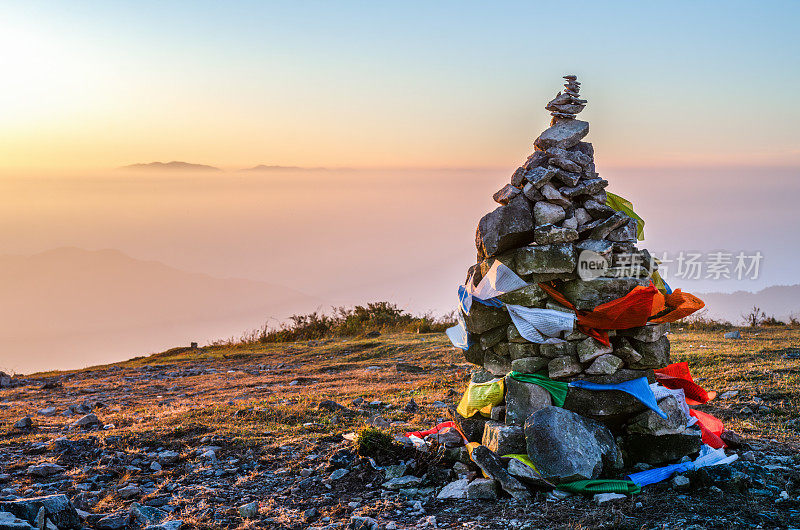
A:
[476,195,536,258]
[507,458,549,487]
[467,478,498,500]
[504,375,552,426]
[512,244,576,275]
[539,183,570,207]
[483,352,512,376]
[576,337,613,363]
[468,445,531,500]
[561,216,578,230]
[534,119,589,150]
[547,356,582,379]
[496,284,548,307]
[562,370,653,425]
[482,421,525,455]
[611,337,642,364]
[437,478,469,499]
[608,218,638,242]
[534,225,578,245]
[525,166,557,188]
[510,356,548,373]
[0,495,81,529]
[627,336,670,369]
[583,199,615,218]
[576,239,613,257]
[463,343,484,366]
[560,277,648,311]
[478,326,507,350]
[626,396,690,436]
[551,168,581,187]
[523,150,549,170]
[624,428,703,465]
[524,406,619,483]
[0,511,34,529]
[574,207,592,226]
[560,178,608,199]
[508,342,539,360]
[549,156,582,174]
[71,413,101,429]
[522,182,545,202]
[550,146,592,169]
[493,184,521,205]
[463,304,510,335]
[587,211,630,240]
[618,323,670,343]
[538,341,577,359]
[584,354,623,375]
[533,201,566,226]
[26,463,64,477]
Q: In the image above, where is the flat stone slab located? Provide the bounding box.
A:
[534,119,590,150]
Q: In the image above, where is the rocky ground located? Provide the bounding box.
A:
[1,328,799,529]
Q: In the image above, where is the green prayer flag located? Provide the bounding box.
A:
[509,371,569,407]
[556,479,641,495]
[606,191,645,241]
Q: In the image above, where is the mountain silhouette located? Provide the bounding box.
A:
[697,284,800,324]
[119,161,221,171]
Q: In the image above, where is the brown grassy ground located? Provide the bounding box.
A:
[1,327,799,529]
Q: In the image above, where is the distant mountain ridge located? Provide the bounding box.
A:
[119,161,221,171]
[697,284,800,323]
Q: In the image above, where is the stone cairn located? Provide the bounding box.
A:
[451,76,704,490]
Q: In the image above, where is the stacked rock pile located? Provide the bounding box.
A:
[451,76,705,488]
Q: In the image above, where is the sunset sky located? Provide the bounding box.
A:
[2,1,799,171]
[1,2,799,372]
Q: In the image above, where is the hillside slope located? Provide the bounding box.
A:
[0,329,797,528]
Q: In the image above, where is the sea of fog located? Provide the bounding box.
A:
[0,166,797,372]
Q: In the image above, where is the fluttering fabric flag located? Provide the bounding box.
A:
[447,261,577,349]
[652,363,725,448]
[557,479,641,495]
[509,371,667,419]
[505,304,575,344]
[456,378,505,418]
[627,445,737,487]
[651,269,673,295]
[654,362,716,405]
[650,289,705,323]
[508,371,570,407]
[570,378,668,419]
[606,191,645,241]
[689,409,726,449]
[445,311,472,351]
[650,384,697,427]
[459,260,527,314]
[405,421,467,445]
[539,282,659,331]
[539,281,705,341]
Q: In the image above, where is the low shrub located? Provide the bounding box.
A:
[247,302,456,343]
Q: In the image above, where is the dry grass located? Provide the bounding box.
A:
[1,328,798,528]
[4,328,799,449]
